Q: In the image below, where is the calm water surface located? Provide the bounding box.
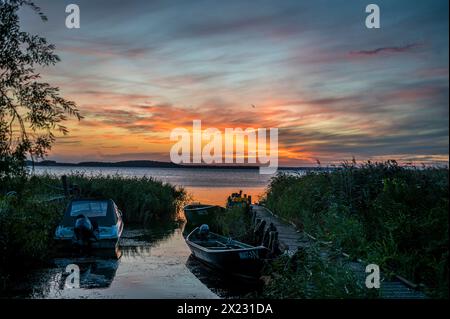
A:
[10,167,304,299]
[32,166,284,205]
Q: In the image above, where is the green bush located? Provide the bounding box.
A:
[259,246,373,299]
[264,161,449,298]
[0,195,64,291]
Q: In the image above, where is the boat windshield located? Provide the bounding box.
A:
[70,201,108,217]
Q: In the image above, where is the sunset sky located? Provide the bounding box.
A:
[19,0,449,166]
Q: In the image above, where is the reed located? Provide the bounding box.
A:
[215,206,252,241]
[23,173,187,224]
[258,245,375,299]
[263,160,449,298]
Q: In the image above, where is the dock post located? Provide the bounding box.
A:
[251,209,256,225]
[253,219,266,245]
[271,231,281,256]
[254,218,261,229]
[262,223,276,247]
[268,231,281,254]
[72,184,81,198]
[268,231,275,251]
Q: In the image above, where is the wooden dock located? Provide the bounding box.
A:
[252,205,427,299]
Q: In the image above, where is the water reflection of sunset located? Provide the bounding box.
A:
[187,187,267,207]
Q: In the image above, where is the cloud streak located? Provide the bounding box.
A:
[349,43,422,57]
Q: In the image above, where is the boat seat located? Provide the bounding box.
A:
[193,239,232,249]
[215,241,228,247]
[193,240,222,247]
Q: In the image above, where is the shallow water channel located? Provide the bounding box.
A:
[9,221,258,299]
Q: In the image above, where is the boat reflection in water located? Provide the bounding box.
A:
[52,247,122,291]
[185,255,262,298]
[50,223,183,291]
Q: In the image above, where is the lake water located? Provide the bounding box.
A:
[16,224,254,299]
[32,166,282,205]
[8,167,303,299]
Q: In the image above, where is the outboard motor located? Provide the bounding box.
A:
[74,214,97,246]
[198,224,210,240]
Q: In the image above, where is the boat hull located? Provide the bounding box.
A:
[185,228,269,281]
[187,243,267,281]
[55,237,120,250]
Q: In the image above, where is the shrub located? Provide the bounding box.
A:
[264,161,449,298]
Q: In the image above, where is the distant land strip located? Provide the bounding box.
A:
[26,160,332,171]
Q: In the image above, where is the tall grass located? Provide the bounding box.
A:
[216,206,252,241]
[263,161,448,298]
[23,173,187,224]
[0,197,64,266]
[259,246,375,299]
